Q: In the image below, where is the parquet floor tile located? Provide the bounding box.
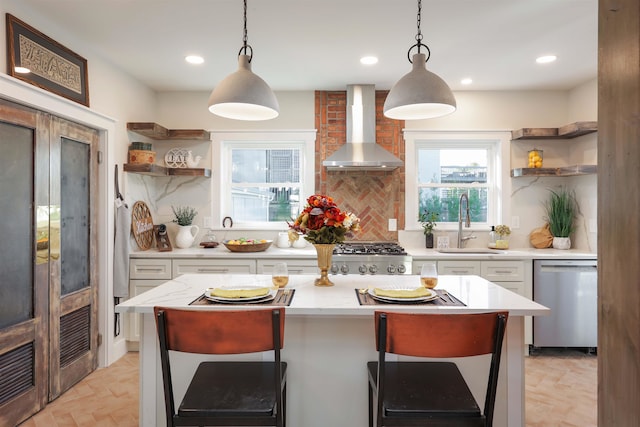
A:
[18,348,597,426]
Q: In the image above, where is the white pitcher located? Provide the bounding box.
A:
[175,224,199,249]
[276,232,291,248]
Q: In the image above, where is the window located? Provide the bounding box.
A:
[211,131,316,229]
[405,131,511,231]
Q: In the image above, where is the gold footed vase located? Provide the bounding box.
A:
[313,243,336,287]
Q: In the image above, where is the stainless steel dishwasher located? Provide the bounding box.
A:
[533,259,598,348]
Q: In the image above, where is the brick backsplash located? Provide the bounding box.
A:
[314,90,405,242]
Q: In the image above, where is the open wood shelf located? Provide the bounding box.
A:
[127,122,210,141]
[123,163,211,177]
[510,164,597,177]
[511,121,597,140]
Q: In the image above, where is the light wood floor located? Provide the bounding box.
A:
[19,348,597,426]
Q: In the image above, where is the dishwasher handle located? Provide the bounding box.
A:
[539,265,597,273]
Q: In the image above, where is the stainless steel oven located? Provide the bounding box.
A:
[330,242,412,275]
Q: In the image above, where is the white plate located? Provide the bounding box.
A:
[368,286,438,303]
[205,287,277,303]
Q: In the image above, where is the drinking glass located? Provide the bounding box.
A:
[420,263,438,289]
[272,262,289,288]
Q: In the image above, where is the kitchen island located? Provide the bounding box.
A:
[116,273,549,427]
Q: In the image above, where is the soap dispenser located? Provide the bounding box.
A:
[489,226,497,248]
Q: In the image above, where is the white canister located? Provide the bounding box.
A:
[292,237,307,248]
[276,232,291,248]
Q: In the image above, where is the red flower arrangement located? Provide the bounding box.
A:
[289,194,360,244]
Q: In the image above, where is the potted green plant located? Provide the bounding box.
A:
[172,206,199,248]
[419,211,439,248]
[544,188,577,250]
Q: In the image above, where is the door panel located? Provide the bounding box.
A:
[0,101,48,426]
[48,117,99,399]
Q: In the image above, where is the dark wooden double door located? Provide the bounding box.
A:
[0,99,99,426]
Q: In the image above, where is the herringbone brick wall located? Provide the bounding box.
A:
[314,90,405,241]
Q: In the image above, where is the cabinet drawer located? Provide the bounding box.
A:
[492,281,525,297]
[481,261,525,282]
[437,261,481,275]
[172,259,256,277]
[257,259,318,275]
[129,258,172,280]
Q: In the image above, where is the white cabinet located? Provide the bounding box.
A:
[437,260,481,275]
[130,258,172,280]
[172,258,256,276]
[257,259,318,275]
[127,259,172,347]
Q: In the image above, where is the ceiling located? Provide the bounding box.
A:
[19,0,597,93]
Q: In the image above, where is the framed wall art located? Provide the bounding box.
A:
[6,13,89,107]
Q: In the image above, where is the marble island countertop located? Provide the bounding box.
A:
[115,273,549,317]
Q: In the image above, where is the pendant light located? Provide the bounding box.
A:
[383,0,456,120]
[208,0,279,121]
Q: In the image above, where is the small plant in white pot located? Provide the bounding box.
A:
[172,206,199,248]
[544,188,577,250]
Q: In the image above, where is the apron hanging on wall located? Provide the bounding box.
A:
[113,165,130,336]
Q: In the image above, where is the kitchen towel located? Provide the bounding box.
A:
[113,197,131,298]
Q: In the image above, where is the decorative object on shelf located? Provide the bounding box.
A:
[131,201,154,250]
[165,148,189,168]
[128,142,156,165]
[494,225,511,249]
[6,14,90,106]
[528,148,543,168]
[207,0,279,121]
[383,0,456,120]
[185,150,202,168]
[544,187,577,250]
[289,194,360,286]
[419,210,438,248]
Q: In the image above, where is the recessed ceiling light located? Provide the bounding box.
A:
[360,56,378,65]
[461,78,473,85]
[536,55,557,64]
[14,66,30,73]
[185,55,204,65]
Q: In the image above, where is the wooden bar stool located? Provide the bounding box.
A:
[154,307,287,427]
[367,311,508,427]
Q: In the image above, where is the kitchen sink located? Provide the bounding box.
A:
[437,248,503,254]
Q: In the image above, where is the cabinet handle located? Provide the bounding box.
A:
[289,269,304,274]
[451,270,470,274]
[494,270,514,274]
[196,268,229,273]
[137,267,164,272]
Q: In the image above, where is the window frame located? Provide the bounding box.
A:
[211,130,316,230]
[404,130,511,232]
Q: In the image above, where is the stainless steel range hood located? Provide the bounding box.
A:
[323,84,403,170]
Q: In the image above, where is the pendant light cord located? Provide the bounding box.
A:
[239,0,253,62]
[408,0,430,63]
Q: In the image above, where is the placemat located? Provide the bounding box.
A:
[190,289,295,306]
[355,288,466,306]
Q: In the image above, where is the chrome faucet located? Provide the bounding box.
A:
[458,193,476,248]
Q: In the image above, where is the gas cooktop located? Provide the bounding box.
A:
[333,242,408,256]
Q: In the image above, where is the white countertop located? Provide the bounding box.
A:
[130,244,596,260]
[115,273,549,317]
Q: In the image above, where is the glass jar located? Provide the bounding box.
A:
[528,148,543,168]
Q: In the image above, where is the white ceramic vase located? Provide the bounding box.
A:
[175,224,199,249]
[552,237,571,250]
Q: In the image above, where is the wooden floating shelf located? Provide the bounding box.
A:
[127,122,210,141]
[510,164,597,177]
[123,163,211,177]
[511,121,597,140]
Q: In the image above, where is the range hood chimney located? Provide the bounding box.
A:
[323,84,403,170]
